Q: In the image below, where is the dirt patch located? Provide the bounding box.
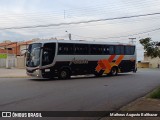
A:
[101,89,160,120]
[120,97,160,111]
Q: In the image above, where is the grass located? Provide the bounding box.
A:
[148,87,160,99]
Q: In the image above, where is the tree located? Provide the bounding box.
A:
[139,37,160,58]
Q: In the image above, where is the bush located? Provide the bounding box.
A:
[148,87,160,99]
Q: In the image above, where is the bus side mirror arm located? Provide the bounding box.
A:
[20,49,29,56]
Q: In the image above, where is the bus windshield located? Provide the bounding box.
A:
[26,43,42,67]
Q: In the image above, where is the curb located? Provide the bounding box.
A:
[0,76,31,78]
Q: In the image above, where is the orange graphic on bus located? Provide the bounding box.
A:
[96,55,124,74]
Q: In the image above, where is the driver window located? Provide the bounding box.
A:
[42,43,55,66]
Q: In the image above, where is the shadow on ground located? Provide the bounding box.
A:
[28,73,133,82]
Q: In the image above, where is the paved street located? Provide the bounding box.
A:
[0,69,160,119]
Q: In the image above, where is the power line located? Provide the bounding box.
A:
[9,18,160,39]
[0,0,155,17]
[72,27,160,39]
[1,13,160,28]
[0,0,159,27]
[0,1,160,25]
[67,4,160,17]
[66,1,160,14]
[1,12,160,30]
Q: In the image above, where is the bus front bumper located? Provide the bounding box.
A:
[26,69,42,78]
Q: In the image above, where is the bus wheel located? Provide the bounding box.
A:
[109,67,118,76]
[133,68,137,73]
[58,69,70,79]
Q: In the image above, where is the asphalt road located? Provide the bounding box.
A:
[0,69,160,119]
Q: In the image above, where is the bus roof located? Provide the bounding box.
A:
[33,39,135,46]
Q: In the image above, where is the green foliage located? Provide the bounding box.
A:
[148,87,160,99]
[139,37,160,58]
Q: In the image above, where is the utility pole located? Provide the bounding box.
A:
[69,33,71,40]
[129,38,136,44]
[6,45,9,69]
[64,10,66,19]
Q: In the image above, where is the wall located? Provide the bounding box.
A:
[144,55,160,68]
[0,49,13,54]
[16,56,26,68]
[0,54,16,68]
[137,62,149,68]
[0,58,6,67]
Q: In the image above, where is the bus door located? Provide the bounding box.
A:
[42,43,56,66]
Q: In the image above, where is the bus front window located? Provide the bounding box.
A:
[26,43,42,67]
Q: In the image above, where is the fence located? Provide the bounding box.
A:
[0,54,17,68]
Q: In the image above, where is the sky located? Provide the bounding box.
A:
[0,0,160,60]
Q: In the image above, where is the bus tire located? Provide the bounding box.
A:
[133,68,137,73]
[109,67,118,76]
[58,69,71,79]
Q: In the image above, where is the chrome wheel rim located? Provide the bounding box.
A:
[61,71,67,78]
[112,68,116,75]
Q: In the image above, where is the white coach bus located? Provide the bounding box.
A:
[26,39,137,79]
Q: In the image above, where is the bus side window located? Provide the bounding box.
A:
[58,44,64,54]
[109,46,114,54]
[120,46,124,54]
[125,46,130,55]
[74,44,89,55]
[115,46,124,55]
[90,45,105,55]
[130,46,135,55]
[90,45,96,55]
[58,43,74,55]
[125,46,135,55]
[104,45,109,55]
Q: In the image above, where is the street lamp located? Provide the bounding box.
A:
[129,38,136,44]
[65,31,71,40]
